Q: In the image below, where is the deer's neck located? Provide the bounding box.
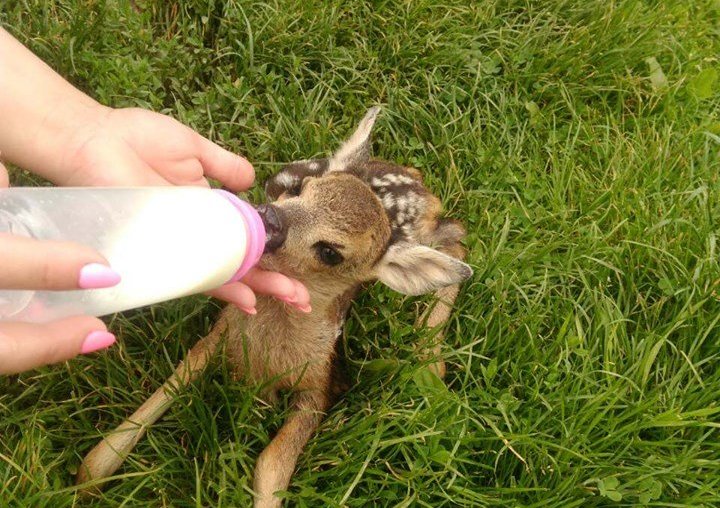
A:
[250,281,360,349]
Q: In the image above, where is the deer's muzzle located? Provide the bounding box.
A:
[257,204,287,253]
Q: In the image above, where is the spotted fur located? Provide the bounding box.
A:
[266,110,458,252]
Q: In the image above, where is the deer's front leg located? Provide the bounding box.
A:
[253,390,329,508]
[77,307,236,489]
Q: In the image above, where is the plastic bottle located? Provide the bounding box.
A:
[0,187,265,323]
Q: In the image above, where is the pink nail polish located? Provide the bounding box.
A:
[81,331,116,354]
[78,263,121,289]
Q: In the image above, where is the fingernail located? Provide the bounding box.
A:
[239,306,257,315]
[78,263,121,289]
[81,331,116,354]
[294,304,312,314]
[278,298,310,313]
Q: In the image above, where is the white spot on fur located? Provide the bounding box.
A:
[381,193,395,209]
[308,161,319,170]
[387,173,415,185]
[372,173,416,188]
[371,177,389,188]
[275,172,298,187]
[396,195,409,211]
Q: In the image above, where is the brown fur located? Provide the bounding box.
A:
[76,109,472,507]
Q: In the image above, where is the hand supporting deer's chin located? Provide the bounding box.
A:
[258,253,356,308]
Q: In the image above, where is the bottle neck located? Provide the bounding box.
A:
[213,189,266,283]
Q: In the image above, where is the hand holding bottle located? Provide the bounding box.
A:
[0,222,119,374]
[48,106,309,315]
[0,28,310,374]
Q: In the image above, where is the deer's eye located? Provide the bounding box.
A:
[314,242,344,266]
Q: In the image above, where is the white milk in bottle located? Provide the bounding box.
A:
[0,187,265,323]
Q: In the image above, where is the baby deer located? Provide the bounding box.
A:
[76,108,473,507]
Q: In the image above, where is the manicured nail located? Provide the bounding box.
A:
[78,263,121,289]
[278,297,310,313]
[239,306,257,315]
[294,304,312,314]
[81,331,116,354]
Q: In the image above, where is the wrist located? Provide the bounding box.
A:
[50,101,113,183]
[0,28,112,184]
[33,97,112,185]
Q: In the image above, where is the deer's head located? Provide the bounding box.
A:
[258,108,472,299]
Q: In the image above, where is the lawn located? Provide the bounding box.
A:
[2,0,720,506]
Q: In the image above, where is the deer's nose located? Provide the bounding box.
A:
[256,204,287,253]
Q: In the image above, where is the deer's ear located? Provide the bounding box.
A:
[265,159,328,200]
[376,242,473,296]
[328,107,380,172]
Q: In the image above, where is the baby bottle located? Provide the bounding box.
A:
[0,187,266,323]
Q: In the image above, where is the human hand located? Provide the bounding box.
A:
[56,107,255,189]
[55,107,311,313]
[0,317,115,375]
[0,27,309,312]
[0,228,120,374]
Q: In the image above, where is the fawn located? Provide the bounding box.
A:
[76,107,473,507]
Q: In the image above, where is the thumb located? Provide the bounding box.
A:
[0,316,115,375]
[197,136,255,191]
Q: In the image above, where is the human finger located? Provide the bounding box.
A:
[207,282,257,314]
[241,268,311,312]
[0,234,120,290]
[197,136,254,191]
[0,316,115,375]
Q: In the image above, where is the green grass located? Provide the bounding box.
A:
[2,0,720,506]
